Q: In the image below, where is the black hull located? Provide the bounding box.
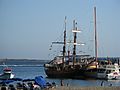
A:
[44,68,84,79]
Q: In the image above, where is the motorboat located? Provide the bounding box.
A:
[0,67,14,79]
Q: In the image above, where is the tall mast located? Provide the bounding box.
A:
[73,20,77,66]
[62,16,67,67]
[94,7,98,62]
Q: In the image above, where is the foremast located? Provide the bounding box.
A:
[62,16,67,68]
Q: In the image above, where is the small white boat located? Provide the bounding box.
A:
[84,62,120,80]
[97,63,120,79]
[0,68,14,79]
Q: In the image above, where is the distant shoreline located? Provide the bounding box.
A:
[0,59,49,65]
[0,58,49,61]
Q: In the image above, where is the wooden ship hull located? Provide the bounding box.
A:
[45,68,77,78]
[45,67,85,79]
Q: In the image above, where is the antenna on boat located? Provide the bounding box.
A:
[94,6,98,62]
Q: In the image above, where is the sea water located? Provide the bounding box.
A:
[0,59,120,86]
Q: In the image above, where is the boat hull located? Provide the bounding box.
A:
[44,66,83,79]
[45,69,74,78]
[83,65,120,80]
[0,73,14,79]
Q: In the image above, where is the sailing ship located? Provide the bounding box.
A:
[44,17,90,78]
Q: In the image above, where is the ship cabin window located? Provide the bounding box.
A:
[112,70,115,72]
[106,70,111,74]
[97,69,105,73]
[87,69,97,72]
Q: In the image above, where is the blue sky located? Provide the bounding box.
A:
[0,0,120,59]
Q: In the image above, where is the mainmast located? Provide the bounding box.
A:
[72,20,77,66]
[72,20,81,66]
[94,7,98,62]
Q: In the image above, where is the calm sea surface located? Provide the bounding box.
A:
[0,59,120,86]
